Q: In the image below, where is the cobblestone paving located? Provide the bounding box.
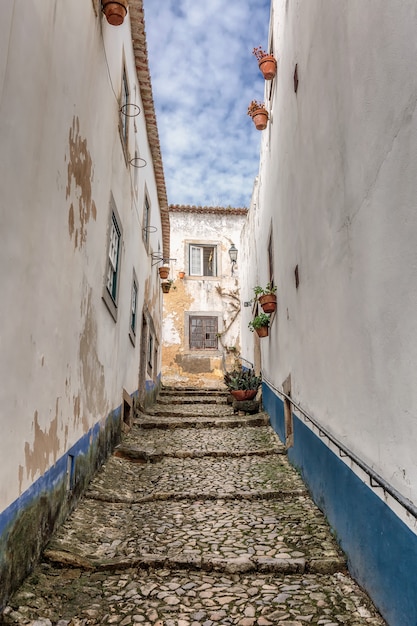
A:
[2,389,387,626]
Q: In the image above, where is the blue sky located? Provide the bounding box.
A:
[143,0,271,208]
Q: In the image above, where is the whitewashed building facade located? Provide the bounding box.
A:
[0,0,169,607]
[240,2,417,624]
[162,205,247,388]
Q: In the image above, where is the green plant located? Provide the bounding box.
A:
[224,368,262,391]
[248,313,270,332]
[253,282,277,298]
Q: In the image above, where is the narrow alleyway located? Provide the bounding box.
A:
[2,388,386,626]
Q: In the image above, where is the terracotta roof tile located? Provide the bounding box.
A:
[129,0,170,259]
[169,204,248,216]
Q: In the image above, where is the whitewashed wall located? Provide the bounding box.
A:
[0,0,166,603]
[240,1,417,622]
[244,0,417,519]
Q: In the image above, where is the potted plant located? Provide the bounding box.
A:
[158,265,170,280]
[247,100,269,131]
[102,0,128,25]
[253,46,277,80]
[224,367,262,401]
[254,282,277,313]
[178,271,185,279]
[161,280,173,294]
[248,313,270,337]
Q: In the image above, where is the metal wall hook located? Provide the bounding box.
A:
[120,103,141,117]
[130,156,147,168]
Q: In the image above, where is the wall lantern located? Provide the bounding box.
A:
[228,243,238,275]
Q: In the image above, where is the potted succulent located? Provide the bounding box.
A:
[224,367,262,401]
[158,265,170,280]
[254,283,277,313]
[248,313,271,337]
[102,0,128,25]
[161,280,173,293]
[253,46,277,80]
[247,100,269,131]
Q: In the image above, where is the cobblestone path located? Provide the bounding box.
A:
[2,388,386,626]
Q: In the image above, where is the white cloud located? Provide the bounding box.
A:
[143,0,271,207]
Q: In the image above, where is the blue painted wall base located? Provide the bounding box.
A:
[263,382,417,626]
[0,403,123,611]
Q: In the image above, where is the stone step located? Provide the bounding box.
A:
[86,454,303,501]
[4,565,385,626]
[45,496,346,574]
[114,444,285,463]
[120,424,284,457]
[134,412,270,429]
[157,395,229,405]
[160,386,228,395]
[144,404,235,418]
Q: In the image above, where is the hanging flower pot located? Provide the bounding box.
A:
[247,100,269,131]
[259,294,277,313]
[102,0,128,26]
[178,271,185,279]
[253,47,277,80]
[255,326,269,338]
[253,283,278,313]
[161,281,172,293]
[158,266,170,280]
[248,313,270,338]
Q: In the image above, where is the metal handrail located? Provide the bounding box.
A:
[263,376,417,521]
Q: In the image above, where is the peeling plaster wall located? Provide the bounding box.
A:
[0,0,165,606]
[162,208,247,388]
[239,1,417,622]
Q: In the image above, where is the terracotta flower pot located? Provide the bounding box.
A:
[258,55,277,80]
[259,294,277,313]
[102,0,128,26]
[230,389,258,401]
[255,326,269,338]
[158,266,170,280]
[161,282,171,293]
[251,108,269,131]
[178,271,185,279]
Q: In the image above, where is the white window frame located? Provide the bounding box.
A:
[102,195,122,322]
[189,244,217,277]
[129,270,138,345]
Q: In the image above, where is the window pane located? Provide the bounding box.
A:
[190,317,203,349]
[107,215,120,300]
[131,282,137,332]
[203,246,215,276]
[190,246,202,275]
[204,317,218,348]
[143,197,150,244]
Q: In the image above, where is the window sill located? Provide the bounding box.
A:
[102,290,118,322]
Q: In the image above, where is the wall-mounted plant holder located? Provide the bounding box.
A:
[130,157,147,168]
[120,103,141,117]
